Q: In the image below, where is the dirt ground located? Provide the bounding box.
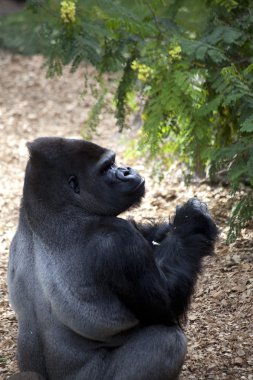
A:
[0,50,252,380]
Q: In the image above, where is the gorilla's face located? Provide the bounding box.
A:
[27,137,145,216]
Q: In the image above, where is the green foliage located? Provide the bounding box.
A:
[0,9,48,55]
[1,0,252,241]
[81,87,107,140]
[115,55,138,131]
[227,194,253,243]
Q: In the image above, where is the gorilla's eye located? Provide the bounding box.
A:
[99,152,116,174]
[100,160,115,173]
[68,176,80,194]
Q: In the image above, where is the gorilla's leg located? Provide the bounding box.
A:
[105,325,187,380]
[7,372,45,380]
[17,321,47,378]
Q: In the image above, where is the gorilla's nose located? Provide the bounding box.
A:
[116,167,135,181]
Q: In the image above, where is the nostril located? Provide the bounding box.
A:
[116,167,132,181]
[119,167,130,176]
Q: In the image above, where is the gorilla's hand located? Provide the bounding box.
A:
[152,223,173,244]
[172,197,218,250]
[129,220,173,246]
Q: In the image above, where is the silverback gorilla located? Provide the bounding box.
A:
[8,137,218,380]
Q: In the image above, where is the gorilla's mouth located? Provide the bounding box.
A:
[128,177,145,195]
[132,178,145,191]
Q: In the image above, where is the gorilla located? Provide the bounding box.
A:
[8,137,218,380]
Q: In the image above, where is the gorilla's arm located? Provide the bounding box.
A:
[101,199,218,324]
[129,219,172,245]
[96,230,175,325]
[151,199,219,318]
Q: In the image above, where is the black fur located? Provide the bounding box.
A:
[8,137,218,380]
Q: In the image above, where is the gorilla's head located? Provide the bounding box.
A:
[26,137,145,216]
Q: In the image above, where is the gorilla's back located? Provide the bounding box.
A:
[8,208,35,316]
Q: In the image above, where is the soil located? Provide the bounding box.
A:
[0,51,252,380]
[0,1,25,17]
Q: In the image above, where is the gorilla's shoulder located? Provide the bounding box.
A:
[97,216,134,231]
[90,217,147,253]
